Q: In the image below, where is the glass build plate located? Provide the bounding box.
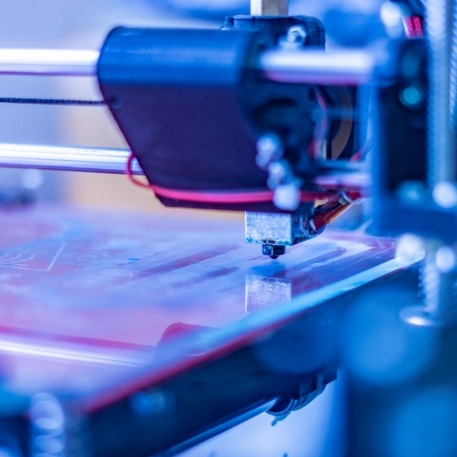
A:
[0,206,406,407]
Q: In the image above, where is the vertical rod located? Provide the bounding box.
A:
[406,1,457,327]
[427,0,455,187]
[450,0,457,135]
[250,0,289,17]
[425,0,456,323]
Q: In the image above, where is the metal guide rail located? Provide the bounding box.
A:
[0,47,373,173]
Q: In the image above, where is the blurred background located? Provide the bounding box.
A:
[0,0,216,211]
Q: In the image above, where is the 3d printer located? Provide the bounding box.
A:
[0,0,454,456]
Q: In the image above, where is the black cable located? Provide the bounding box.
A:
[0,97,105,106]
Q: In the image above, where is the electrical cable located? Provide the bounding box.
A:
[312,190,363,232]
[126,153,151,189]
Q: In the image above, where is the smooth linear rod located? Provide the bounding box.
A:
[0,47,374,173]
[0,143,143,174]
[0,49,99,76]
[250,0,289,16]
[260,49,374,85]
[0,143,366,182]
[0,48,374,86]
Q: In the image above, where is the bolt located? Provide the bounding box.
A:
[273,181,301,211]
[433,181,457,208]
[396,234,426,265]
[436,245,457,273]
[267,160,292,189]
[256,134,283,169]
[262,244,286,259]
[380,1,404,38]
[286,26,307,45]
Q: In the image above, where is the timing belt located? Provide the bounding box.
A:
[0,97,105,105]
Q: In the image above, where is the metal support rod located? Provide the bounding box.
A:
[427,0,455,186]
[0,47,374,87]
[251,0,288,16]
[450,0,457,135]
[259,49,374,86]
[0,48,374,178]
[0,49,99,76]
[0,143,143,174]
[409,0,457,327]
[401,0,457,328]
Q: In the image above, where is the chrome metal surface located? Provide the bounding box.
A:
[450,0,457,135]
[0,47,373,87]
[0,49,99,76]
[426,0,455,186]
[259,49,374,85]
[0,143,143,174]
[250,0,288,16]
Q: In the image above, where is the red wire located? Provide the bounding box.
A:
[126,153,334,204]
[152,184,275,204]
[126,153,151,189]
[404,16,424,38]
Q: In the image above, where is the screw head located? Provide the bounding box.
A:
[396,234,425,264]
[267,160,292,189]
[273,181,301,211]
[286,26,307,45]
[256,134,283,169]
[435,246,457,273]
[433,181,457,208]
